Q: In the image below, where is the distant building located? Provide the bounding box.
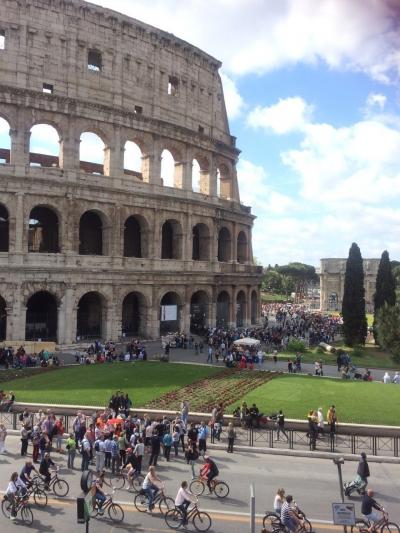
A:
[318,258,380,313]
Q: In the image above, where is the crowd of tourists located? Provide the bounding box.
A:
[0,346,60,369]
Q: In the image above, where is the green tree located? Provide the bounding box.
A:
[373,250,396,342]
[375,304,400,362]
[342,242,368,346]
[277,262,318,301]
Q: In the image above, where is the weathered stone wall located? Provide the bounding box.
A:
[0,0,262,343]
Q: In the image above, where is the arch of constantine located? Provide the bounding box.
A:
[0,0,262,344]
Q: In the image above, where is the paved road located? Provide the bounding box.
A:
[1,436,399,533]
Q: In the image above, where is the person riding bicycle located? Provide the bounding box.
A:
[39,452,56,490]
[5,472,26,521]
[280,495,303,532]
[174,480,196,525]
[20,461,38,491]
[93,470,112,515]
[200,456,219,493]
[122,447,140,489]
[142,465,164,512]
[361,489,384,533]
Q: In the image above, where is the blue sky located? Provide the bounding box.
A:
[2,0,400,267]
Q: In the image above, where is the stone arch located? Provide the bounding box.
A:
[122,291,147,337]
[192,223,210,261]
[25,290,58,341]
[236,290,247,327]
[123,140,143,178]
[161,219,183,259]
[0,204,9,252]
[217,163,232,199]
[251,290,258,325]
[190,290,210,334]
[218,227,231,262]
[123,214,149,258]
[237,230,248,263]
[76,291,106,340]
[79,131,107,175]
[160,291,182,335]
[79,210,110,256]
[192,154,210,194]
[0,115,11,164]
[28,205,60,253]
[216,290,230,328]
[0,295,6,341]
[29,123,60,168]
[161,143,184,188]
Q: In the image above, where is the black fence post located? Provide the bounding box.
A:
[351,435,356,455]
[394,437,399,458]
[330,432,335,452]
[289,430,294,450]
[372,436,377,456]
[269,429,274,448]
[13,413,17,430]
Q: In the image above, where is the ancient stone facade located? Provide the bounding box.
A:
[0,0,262,344]
[319,258,380,313]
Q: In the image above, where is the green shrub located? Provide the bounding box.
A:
[352,345,365,357]
[286,339,307,353]
[315,346,325,354]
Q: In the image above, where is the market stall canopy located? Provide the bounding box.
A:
[233,338,260,347]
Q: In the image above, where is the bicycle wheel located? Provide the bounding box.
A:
[33,489,48,508]
[193,510,212,532]
[90,503,99,519]
[112,473,126,490]
[20,506,34,526]
[134,492,148,512]
[53,478,69,497]
[214,481,229,498]
[190,480,205,496]
[303,518,312,532]
[132,475,144,492]
[108,503,124,523]
[165,508,183,530]
[1,499,12,518]
[263,512,281,529]
[159,496,175,516]
[381,523,400,533]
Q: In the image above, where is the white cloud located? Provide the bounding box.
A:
[366,93,387,110]
[247,97,313,134]
[91,0,400,82]
[220,72,245,120]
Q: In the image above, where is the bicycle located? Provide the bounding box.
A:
[189,477,229,498]
[134,488,175,515]
[90,490,124,523]
[2,494,34,525]
[111,468,144,492]
[32,468,70,497]
[26,482,48,508]
[351,510,400,533]
[165,500,212,531]
[263,508,312,533]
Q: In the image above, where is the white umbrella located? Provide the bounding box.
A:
[233,337,260,347]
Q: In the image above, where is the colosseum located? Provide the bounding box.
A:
[0,0,262,345]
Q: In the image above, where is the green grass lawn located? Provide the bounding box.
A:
[261,292,289,302]
[229,374,400,425]
[5,362,221,407]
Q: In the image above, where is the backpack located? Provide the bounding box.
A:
[94,441,100,452]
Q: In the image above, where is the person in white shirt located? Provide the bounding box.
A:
[175,480,196,524]
[142,466,164,512]
[273,488,285,514]
[393,372,400,384]
[5,472,26,520]
[383,372,391,384]
[133,437,144,474]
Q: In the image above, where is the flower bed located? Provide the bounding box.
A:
[145,368,279,412]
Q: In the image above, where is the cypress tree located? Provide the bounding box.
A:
[342,242,368,346]
[374,250,396,311]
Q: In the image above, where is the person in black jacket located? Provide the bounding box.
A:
[357,452,370,487]
[361,489,383,532]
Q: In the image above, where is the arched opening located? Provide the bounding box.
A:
[217,165,232,199]
[0,116,11,164]
[236,290,246,327]
[192,159,201,193]
[79,211,103,255]
[0,204,9,252]
[328,292,339,311]
[216,291,230,328]
[160,292,181,335]
[218,227,231,262]
[25,291,58,341]
[124,215,149,258]
[80,132,105,174]
[77,292,105,340]
[0,296,7,341]
[237,231,248,263]
[161,149,175,187]
[251,290,258,325]
[161,219,182,259]
[192,223,210,261]
[29,124,60,168]
[122,292,146,337]
[124,141,143,179]
[28,206,59,253]
[190,291,209,334]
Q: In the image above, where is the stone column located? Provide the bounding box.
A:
[245,286,251,327]
[209,159,218,197]
[229,287,236,328]
[61,285,75,345]
[9,121,29,168]
[13,192,24,255]
[59,124,80,172]
[232,222,237,262]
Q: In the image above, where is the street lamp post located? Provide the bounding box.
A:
[333,457,347,533]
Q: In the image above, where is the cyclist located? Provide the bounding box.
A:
[20,460,38,490]
[5,472,26,521]
[39,452,56,490]
[174,480,196,525]
[93,470,112,515]
[280,495,303,532]
[200,456,219,493]
[361,489,384,533]
[142,465,164,512]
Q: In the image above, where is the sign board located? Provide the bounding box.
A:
[332,503,355,526]
[161,305,177,322]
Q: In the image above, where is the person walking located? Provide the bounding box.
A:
[327,405,338,435]
[148,431,161,466]
[207,346,213,364]
[163,431,172,462]
[198,421,209,456]
[227,422,236,453]
[181,401,189,428]
[186,441,199,479]
[276,410,288,442]
[20,424,29,456]
[0,423,7,454]
[66,433,76,469]
[80,433,91,471]
[357,452,370,490]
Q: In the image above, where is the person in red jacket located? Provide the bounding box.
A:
[200,456,219,493]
